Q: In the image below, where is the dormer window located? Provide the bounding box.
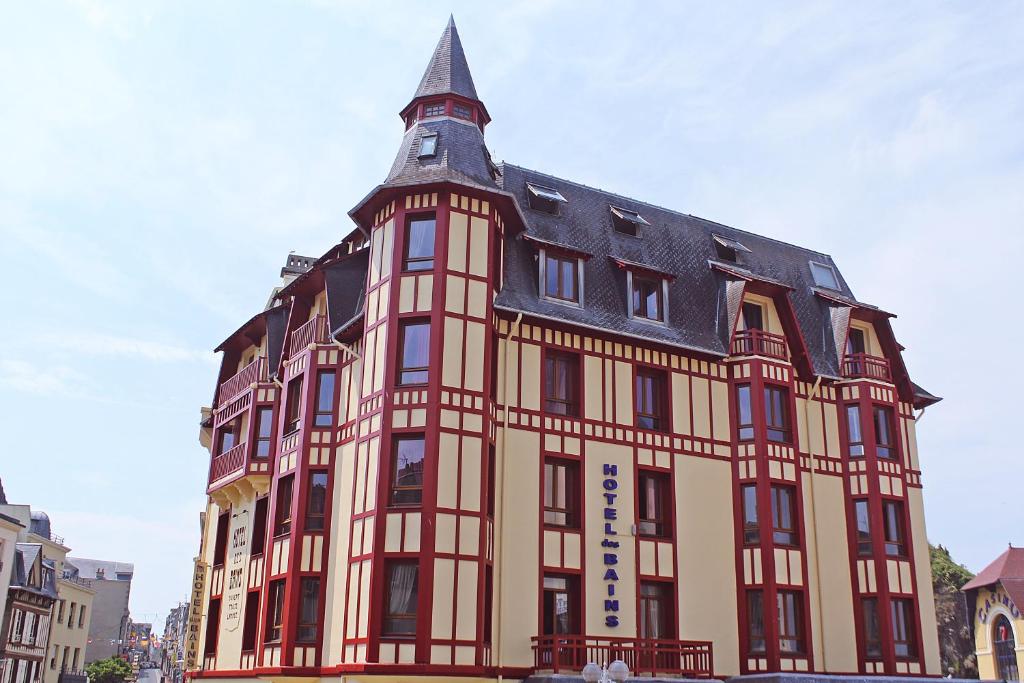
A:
[452,103,472,120]
[713,234,751,262]
[810,261,839,289]
[423,102,445,118]
[631,276,664,322]
[543,252,580,304]
[418,133,438,158]
[527,183,567,214]
[611,206,649,236]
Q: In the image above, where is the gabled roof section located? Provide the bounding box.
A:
[963,546,1024,609]
[324,248,369,337]
[412,16,479,103]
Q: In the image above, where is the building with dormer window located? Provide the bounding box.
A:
[190,17,943,682]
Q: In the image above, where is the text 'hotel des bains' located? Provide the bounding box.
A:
[189,18,945,683]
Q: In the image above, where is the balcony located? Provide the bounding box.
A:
[288,314,330,358]
[731,329,788,361]
[218,357,267,407]
[209,441,246,483]
[531,635,713,678]
[842,353,891,382]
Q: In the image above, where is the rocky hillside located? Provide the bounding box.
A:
[931,544,978,677]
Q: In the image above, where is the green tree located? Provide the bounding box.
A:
[930,544,978,678]
[85,657,133,683]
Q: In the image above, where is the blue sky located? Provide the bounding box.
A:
[1,1,1021,629]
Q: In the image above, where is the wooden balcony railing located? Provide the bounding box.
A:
[209,442,246,482]
[731,328,788,360]
[218,357,266,406]
[289,314,330,357]
[531,635,713,678]
[842,353,891,381]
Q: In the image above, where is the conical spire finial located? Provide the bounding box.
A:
[412,15,479,102]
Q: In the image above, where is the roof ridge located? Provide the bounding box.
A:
[500,161,839,260]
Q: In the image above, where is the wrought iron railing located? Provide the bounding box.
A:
[531,635,713,678]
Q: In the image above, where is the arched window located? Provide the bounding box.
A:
[993,614,1019,682]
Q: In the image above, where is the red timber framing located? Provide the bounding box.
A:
[837,376,925,675]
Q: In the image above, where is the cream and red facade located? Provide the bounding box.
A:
[190,18,943,683]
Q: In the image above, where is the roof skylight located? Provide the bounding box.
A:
[527,183,567,203]
[809,261,839,289]
[418,133,438,158]
[610,206,650,225]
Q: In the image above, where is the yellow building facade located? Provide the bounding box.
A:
[964,547,1023,681]
[190,17,943,683]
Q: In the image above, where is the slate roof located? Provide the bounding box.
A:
[963,546,1024,609]
[65,556,134,580]
[323,248,369,336]
[412,16,479,102]
[385,118,496,190]
[11,543,58,599]
[495,163,859,378]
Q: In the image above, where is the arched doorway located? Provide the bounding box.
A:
[993,614,1019,681]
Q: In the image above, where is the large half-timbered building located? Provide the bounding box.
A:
[190,18,943,683]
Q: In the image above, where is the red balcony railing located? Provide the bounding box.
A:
[289,314,329,357]
[209,442,246,482]
[218,357,266,406]
[731,329,788,360]
[531,635,713,678]
[842,353,891,381]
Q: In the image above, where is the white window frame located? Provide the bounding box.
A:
[625,270,669,324]
[537,248,584,308]
[809,261,839,289]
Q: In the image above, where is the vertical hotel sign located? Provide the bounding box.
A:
[185,558,208,671]
[601,463,620,627]
[223,509,250,632]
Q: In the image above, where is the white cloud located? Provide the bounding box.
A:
[0,359,92,398]
[35,332,218,365]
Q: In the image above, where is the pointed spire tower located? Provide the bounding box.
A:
[381,16,497,190]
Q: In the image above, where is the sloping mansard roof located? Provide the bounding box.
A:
[494,163,855,379]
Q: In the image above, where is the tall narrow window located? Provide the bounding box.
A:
[241,591,260,651]
[544,253,578,303]
[639,582,674,639]
[255,407,274,457]
[544,351,579,416]
[403,215,436,271]
[383,561,419,637]
[217,423,238,455]
[741,484,759,545]
[846,405,864,456]
[204,599,220,655]
[391,436,425,506]
[891,599,917,658]
[747,591,765,653]
[742,302,764,330]
[296,577,320,642]
[631,277,663,321]
[736,385,754,440]
[771,485,798,546]
[764,386,790,443]
[638,471,671,537]
[882,500,906,557]
[635,369,666,431]
[250,497,268,556]
[847,327,866,355]
[854,499,872,556]
[284,378,303,434]
[487,444,496,518]
[265,580,285,642]
[397,321,430,385]
[304,472,329,531]
[543,459,579,528]
[777,591,805,653]
[874,406,896,459]
[213,512,229,567]
[542,575,578,635]
[313,371,335,427]
[274,475,294,537]
[861,598,881,659]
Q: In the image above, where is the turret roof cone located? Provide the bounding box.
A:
[412,16,479,102]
